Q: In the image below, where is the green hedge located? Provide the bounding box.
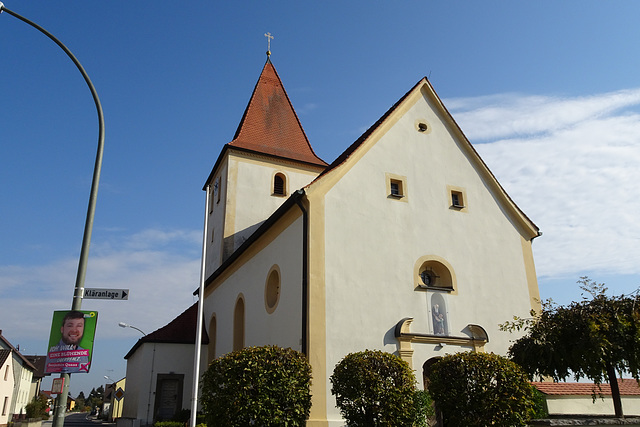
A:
[330,350,425,426]
[428,352,538,427]
[201,345,311,427]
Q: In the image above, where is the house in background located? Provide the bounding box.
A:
[1,349,14,427]
[533,380,640,417]
[0,331,35,423]
[103,377,126,422]
[199,56,541,425]
[22,356,47,404]
[122,304,208,426]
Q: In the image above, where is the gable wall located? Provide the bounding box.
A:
[318,88,538,423]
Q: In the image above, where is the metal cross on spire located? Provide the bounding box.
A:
[264,32,274,57]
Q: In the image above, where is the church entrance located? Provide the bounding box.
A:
[422,357,443,427]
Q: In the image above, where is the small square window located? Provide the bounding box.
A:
[390,179,404,197]
[451,191,464,208]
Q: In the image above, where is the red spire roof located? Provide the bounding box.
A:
[229,59,327,167]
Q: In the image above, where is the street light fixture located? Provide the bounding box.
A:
[0,4,105,427]
[118,322,147,336]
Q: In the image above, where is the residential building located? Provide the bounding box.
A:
[122,304,208,426]
[0,331,35,423]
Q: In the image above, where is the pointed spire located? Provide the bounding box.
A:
[229,60,327,167]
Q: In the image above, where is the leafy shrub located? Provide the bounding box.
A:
[330,350,422,426]
[25,395,49,419]
[428,352,537,427]
[413,389,435,427]
[154,422,183,427]
[531,386,549,419]
[201,345,312,427]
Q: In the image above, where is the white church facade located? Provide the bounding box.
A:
[198,57,542,426]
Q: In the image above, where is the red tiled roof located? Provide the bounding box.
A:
[124,303,208,359]
[533,380,640,396]
[229,59,327,167]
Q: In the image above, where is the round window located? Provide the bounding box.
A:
[265,268,280,313]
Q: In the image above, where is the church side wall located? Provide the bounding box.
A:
[319,91,537,424]
[203,213,304,358]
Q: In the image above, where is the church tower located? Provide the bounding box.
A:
[203,58,327,276]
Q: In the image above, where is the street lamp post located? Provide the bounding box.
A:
[0,4,105,427]
[118,322,147,336]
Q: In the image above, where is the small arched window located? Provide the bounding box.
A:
[207,315,216,364]
[233,296,245,351]
[273,173,286,196]
[414,257,456,292]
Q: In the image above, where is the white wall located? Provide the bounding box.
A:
[204,214,305,358]
[321,90,536,423]
[546,395,640,416]
[1,357,14,425]
[11,357,33,418]
[122,343,207,426]
[205,152,320,277]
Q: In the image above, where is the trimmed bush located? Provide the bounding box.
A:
[201,345,311,427]
[330,350,423,426]
[428,352,537,427]
[25,395,49,420]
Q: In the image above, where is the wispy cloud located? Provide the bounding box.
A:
[0,228,201,342]
[448,89,640,142]
[447,89,640,279]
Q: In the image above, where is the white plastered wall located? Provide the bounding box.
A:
[545,395,640,416]
[0,357,14,426]
[205,153,320,277]
[122,343,207,426]
[203,214,305,358]
[320,89,537,424]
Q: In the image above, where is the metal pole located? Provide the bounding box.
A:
[0,5,105,427]
[190,185,210,427]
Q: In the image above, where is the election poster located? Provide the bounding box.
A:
[44,310,98,374]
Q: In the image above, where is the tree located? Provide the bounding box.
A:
[502,277,640,417]
[87,386,104,410]
[427,352,538,426]
[201,345,312,427]
[330,350,426,426]
[75,391,86,412]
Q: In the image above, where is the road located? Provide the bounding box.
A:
[44,413,115,427]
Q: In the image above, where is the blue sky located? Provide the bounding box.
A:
[1,1,639,396]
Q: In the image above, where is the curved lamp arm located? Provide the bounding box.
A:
[0,3,105,310]
[1,5,105,427]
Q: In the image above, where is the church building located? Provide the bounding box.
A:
[200,56,541,426]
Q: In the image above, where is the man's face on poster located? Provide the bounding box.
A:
[60,317,85,346]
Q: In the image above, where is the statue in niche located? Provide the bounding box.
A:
[431,301,447,336]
